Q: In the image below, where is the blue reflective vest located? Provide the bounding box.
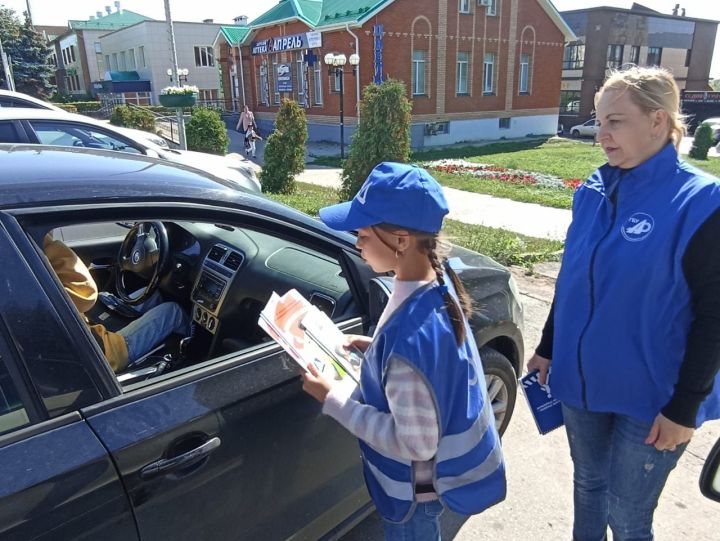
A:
[359,282,506,522]
[552,143,720,425]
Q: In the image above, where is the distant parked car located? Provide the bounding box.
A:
[0,108,260,192]
[569,118,599,139]
[0,89,170,149]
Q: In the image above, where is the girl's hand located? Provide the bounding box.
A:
[645,413,695,452]
[302,362,333,403]
[344,334,372,353]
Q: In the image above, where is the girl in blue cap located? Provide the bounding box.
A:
[302,162,506,540]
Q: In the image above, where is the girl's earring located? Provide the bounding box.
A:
[395,250,399,259]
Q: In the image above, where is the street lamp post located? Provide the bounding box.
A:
[324,52,360,160]
[166,67,189,84]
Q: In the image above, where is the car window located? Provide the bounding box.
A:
[0,354,30,436]
[584,119,595,126]
[29,121,144,155]
[0,97,38,108]
[0,121,21,141]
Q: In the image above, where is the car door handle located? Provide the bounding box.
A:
[140,436,221,478]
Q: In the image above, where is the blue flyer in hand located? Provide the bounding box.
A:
[520,370,564,435]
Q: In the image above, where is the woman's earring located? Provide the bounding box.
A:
[395,250,399,259]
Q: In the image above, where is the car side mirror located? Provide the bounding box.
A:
[368,277,392,334]
[144,148,161,159]
[700,436,720,503]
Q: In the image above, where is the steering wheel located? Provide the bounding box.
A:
[115,221,169,305]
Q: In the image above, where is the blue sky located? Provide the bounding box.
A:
[2,0,718,77]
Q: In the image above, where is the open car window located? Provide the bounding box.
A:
[29,121,144,155]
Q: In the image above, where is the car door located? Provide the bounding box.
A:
[14,206,372,541]
[0,221,138,541]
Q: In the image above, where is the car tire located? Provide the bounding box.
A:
[571,129,580,138]
[480,347,517,437]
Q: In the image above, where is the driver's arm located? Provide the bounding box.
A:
[43,234,98,313]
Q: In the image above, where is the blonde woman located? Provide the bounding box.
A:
[528,66,720,540]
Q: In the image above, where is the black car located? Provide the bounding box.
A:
[0,145,523,540]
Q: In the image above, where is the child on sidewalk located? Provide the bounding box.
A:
[302,162,506,540]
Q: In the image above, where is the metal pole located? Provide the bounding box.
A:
[339,67,345,160]
[237,45,246,110]
[163,0,186,150]
[0,38,15,91]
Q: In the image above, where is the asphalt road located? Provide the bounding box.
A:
[341,265,720,540]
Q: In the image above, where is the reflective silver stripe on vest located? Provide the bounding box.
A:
[365,460,414,502]
[435,443,504,493]
[436,400,492,462]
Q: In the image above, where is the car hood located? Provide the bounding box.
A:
[161,149,261,192]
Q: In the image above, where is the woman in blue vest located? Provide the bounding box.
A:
[302,162,506,540]
[528,66,720,540]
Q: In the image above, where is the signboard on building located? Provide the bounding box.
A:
[276,63,292,92]
[681,91,720,103]
[252,31,322,56]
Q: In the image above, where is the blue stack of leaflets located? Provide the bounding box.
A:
[520,370,564,435]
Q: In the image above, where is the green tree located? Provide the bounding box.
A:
[186,107,230,155]
[261,98,308,194]
[340,79,412,200]
[689,122,714,160]
[0,8,54,97]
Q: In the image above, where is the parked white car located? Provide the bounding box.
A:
[569,118,599,139]
[0,89,171,149]
[0,108,260,192]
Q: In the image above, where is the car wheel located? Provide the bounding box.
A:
[571,129,580,138]
[480,347,517,437]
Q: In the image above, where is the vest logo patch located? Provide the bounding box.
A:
[621,213,654,242]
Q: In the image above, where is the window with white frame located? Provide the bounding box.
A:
[483,52,495,94]
[128,49,136,70]
[94,42,102,54]
[272,54,280,104]
[296,51,307,105]
[138,46,146,67]
[333,69,342,92]
[111,53,118,71]
[487,0,498,16]
[519,53,531,94]
[412,50,427,95]
[313,61,323,105]
[457,52,469,95]
[199,89,218,103]
[194,46,215,67]
[460,0,470,13]
[104,55,110,71]
[119,51,126,71]
[260,63,269,105]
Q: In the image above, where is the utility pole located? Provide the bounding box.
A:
[0,38,15,91]
[25,0,34,27]
[163,0,187,150]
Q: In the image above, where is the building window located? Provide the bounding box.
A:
[104,55,110,71]
[499,117,511,129]
[630,45,640,65]
[272,54,280,104]
[412,50,427,95]
[487,0,498,16]
[459,0,470,13]
[94,42,102,54]
[560,90,581,114]
[194,46,215,67]
[457,52,469,95]
[296,51,307,105]
[260,63,269,106]
[138,46,145,68]
[119,51,126,71]
[607,44,624,69]
[128,49,136,70]
[519,53,531,94]
[483,52,495,95]
[70,45,76,63]
[563,43,584,69]
[647,47,662,66]
[199,89,218,103]
[49,52,57,67]
[111,53,118,71]
[334,70,342,92]
[313,61,322,105]
[685,49,692,67]
[65,74,81,92]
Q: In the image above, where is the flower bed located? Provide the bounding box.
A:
[424,159,582,191]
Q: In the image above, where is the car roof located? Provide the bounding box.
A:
[0,107,115,126]
[0,90,63,111]
[0,144,346,238]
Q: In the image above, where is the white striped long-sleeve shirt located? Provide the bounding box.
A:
[322,279,439,494]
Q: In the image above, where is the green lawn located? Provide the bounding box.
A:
[264,182,563,267]
[311,137,720,210]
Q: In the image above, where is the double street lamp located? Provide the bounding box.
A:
[324,52,359,160]
[166,67,189,84]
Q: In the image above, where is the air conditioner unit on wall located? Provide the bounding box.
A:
[478,0,492,6]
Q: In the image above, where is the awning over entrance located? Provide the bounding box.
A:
[92,71,151,93]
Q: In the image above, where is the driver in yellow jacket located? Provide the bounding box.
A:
[43,234,190,373]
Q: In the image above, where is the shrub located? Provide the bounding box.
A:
[341,79,412,199]
[109,105,156,133]
[261,98,308,194]
[55,103,78,113]
[72,101,103,113]
[185,107,230,155]
[690,123,715,160]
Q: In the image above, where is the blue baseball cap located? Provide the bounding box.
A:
[319,162,449,233]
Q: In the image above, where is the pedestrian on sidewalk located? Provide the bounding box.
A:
[528,65,720,541]
[236,105,258,158]
[302,162,506,540]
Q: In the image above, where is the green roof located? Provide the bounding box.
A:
[69,10,152,31]
[219,26,252,46]
[250,0,390,30]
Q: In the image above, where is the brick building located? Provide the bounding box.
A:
[559,3,719,126]
[215,0,575,148]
